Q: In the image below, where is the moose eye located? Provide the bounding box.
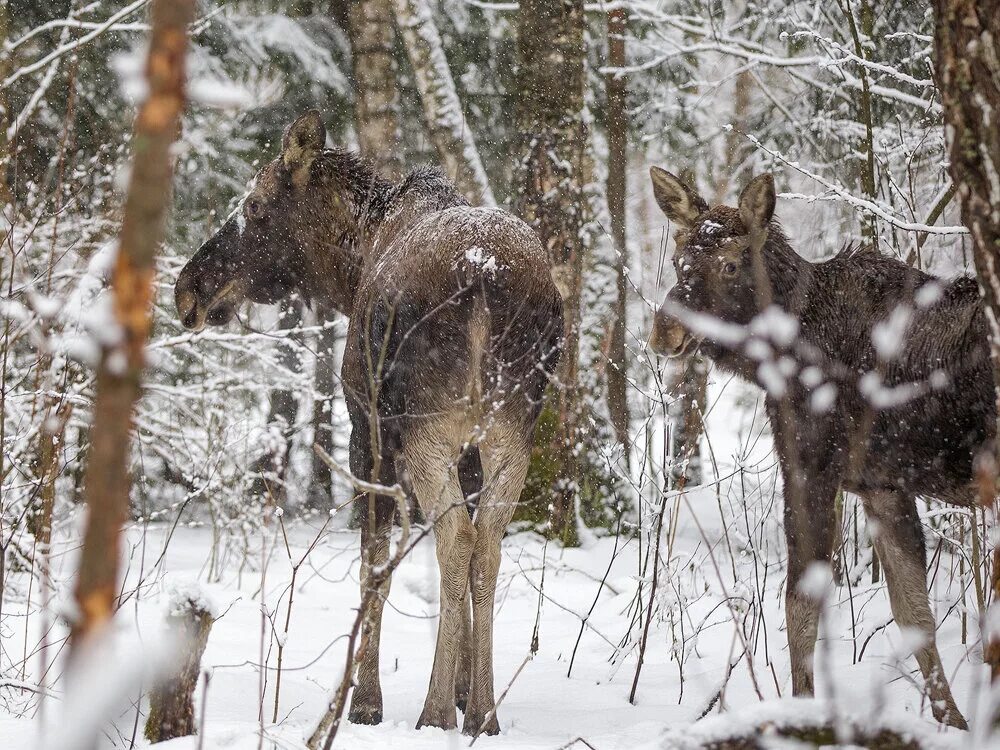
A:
[246,199,263,219]
[722,261,737,277]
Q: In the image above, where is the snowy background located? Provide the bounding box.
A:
[0,0,989,748]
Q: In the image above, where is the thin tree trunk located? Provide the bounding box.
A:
[514,0,588,546]
[665,356,707,485]
[392,0,494,205]
[931,0,1000,686]
[69,0,194,655]
[605,7,631,466]
[308,310,339,510]
[347,0,403,177]
[251,300,304,509]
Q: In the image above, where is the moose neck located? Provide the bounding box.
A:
[758,225,813,313]
[296,152,468,314]
[294,151,394,314]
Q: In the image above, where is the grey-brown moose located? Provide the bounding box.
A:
[648,166,991,729]
[175,111,563,735]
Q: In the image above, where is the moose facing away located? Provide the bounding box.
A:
[648,167,992,729]
[174,111,563,735]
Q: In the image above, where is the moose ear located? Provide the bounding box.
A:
[282,110,326,180]
[738,173,776,235]
[650,166,708,228]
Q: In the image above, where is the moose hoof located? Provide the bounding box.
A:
[462,710,500,737]
[348,704,383,726]
[416,704,458,731]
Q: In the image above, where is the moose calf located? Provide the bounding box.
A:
[648,167,988,729]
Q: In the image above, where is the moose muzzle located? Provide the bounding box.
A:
[174,222,247,331]
[648,308,692,357]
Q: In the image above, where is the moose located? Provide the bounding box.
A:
[174,111,563,735]
[647,167,989,729]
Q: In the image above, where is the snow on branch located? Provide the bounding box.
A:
[741,132,968,237]
[2,0,152,89]
[665,698,962,749]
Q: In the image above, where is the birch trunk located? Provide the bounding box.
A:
[392,0,494,206]
[348,0,403,177]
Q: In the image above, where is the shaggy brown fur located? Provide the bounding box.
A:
[175,112,562,735]
[648,167,987,729]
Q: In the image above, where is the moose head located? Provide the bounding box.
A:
[174,110,360,330]
[647,168,777,359]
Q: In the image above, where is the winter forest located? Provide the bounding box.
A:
[3,0,1000,748]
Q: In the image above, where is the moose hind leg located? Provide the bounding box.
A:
[861,491,967,729]
[347,438,397,725]
[462,428,532,737]
[455,591,473,712]
[406,425,477,731]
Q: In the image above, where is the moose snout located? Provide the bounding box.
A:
[648,308,689,357]
[175,267,204,331]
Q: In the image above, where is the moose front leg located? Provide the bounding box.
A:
[783,468,838,697]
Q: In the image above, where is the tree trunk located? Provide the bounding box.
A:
[144,595,215,743]
[666,356,707,485]
[250,300,304,509]
[69,0,194,656]
[931,0,1000,686]
[308,311,339,510]
[347,0,403,177]
[392,0,494,206]
[605,7,631,467]
[514,0,588,546]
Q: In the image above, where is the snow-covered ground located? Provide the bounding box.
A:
[0,378,982,749]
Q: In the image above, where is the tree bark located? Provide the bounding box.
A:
[250,300,304,508]
[392,0,494,206]
[347,0,403,177]
[308,311,339,510]
[514,0,588,545]
[69,0,194,655]
[931,0,1000,684]
[144,596,215,743]
[605,7,631,466]
[666,356,707,485]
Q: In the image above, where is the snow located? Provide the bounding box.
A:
[749,306,799,348]
[189,78,254,110]
[872,305,912,360]
[1,372,978,748]
[463,245,499,275]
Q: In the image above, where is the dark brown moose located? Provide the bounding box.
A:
[648,167,989,729]
[175,111,562,735]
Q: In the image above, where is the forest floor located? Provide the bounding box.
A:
[0,381,982,749]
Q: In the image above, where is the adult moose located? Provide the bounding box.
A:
[175,111,563,735]
[647,167,987,729]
